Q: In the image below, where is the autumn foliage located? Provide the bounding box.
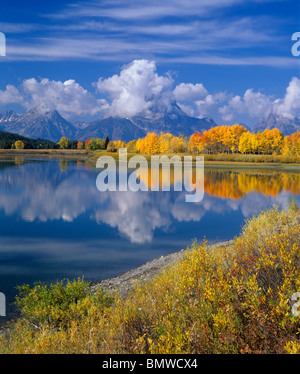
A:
[14,140,24,149]
[74,124,299,159]
[1,204,300,354]
[93,125,299,157]
[77,141,84,150]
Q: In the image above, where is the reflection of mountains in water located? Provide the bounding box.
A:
[0,161,299,243]
[0,159,92,189]
[0,160,299,199]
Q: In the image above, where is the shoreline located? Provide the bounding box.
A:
[0,150,299,171]
[0,240,234,335]
[90,239,235,298]
[0,149,89,161]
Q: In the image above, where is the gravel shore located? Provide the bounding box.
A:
[91,240,234,297]
[0,239,234,336]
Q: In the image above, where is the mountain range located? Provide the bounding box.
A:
[0,108,75,142]
[253,114,300,135]
[0,105,299,143]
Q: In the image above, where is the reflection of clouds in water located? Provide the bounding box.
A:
[0,162,299,244]
[0,178,96,223]
[171,194,206,222]
[93,191,172,243]
[229,192,299,218]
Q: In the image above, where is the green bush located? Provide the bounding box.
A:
[1,205,300,354]
[14,278,113,329]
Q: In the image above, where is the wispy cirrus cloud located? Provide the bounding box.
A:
[2,0,297,67]
[46,0,269,20]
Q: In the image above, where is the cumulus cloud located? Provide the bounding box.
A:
[173,83,208,102]
[0,60,299,125]
[0,85,23,105]
[218,77,300,122]
[273,77,300,119]
[175,88,229,119]
[95,59,174,117]
[195,93,227,119]
[21,78,107,120]
[219,89,273,122]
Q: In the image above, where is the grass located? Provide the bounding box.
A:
[0,149,299,167]
[0,149,89,162]
[203,153,300,164]
[0,149,88,154]
[0,203,300,354]
[88,150,300,167]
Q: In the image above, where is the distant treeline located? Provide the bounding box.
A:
[0,131,90,150]
[1,125,300,158]
[0,131,59,149]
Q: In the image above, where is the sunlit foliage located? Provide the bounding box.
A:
[14,140,24,150]
[1,205,299,354]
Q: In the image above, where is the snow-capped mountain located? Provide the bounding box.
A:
[253,114,300,135]
[0,104,218,142]
[76,103,217,142]
[0,107,76,142]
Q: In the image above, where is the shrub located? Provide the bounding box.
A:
[1,205,299,354]
[14,278,113,329]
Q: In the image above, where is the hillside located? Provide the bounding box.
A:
[0,129,58,149]
[76,117,146,142]
[0,108,76,142]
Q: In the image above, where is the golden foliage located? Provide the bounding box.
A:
[57,137,69,149]
[14,140,24,150]
[1,205,300,354]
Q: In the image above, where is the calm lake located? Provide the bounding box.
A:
[0,156,299,322]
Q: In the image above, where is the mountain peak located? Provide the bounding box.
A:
[27,106,61,118]
[0,107,76,142]
[254,114,300,135]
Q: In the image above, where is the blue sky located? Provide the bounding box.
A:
[0,0,299,127]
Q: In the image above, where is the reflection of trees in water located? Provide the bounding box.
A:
[204,170,300,199]
[137,167,300,199]
[0,160,299,243]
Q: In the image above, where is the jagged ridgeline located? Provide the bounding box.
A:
[0,130,58,149]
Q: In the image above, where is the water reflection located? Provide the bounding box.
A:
[0,159,299,244]
[0,158,299,322]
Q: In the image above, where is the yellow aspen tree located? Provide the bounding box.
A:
[289,131,300,156]
[238,132,251,154]
[14,140,25,149]
[171,136,187,153]
[143,132,160,154]
[159,133,173,154]
[58,137,69,149]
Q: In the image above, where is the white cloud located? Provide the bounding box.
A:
[173,83,208,102]
[21,78,106,120]
[218,77,300,122]
[0,85,23,105]
[219,89,273,121]
[0,60,299,125]
[175,87,229,119]
[195,94,224,118]
[95,59,174,117]
[273,77,300,119]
